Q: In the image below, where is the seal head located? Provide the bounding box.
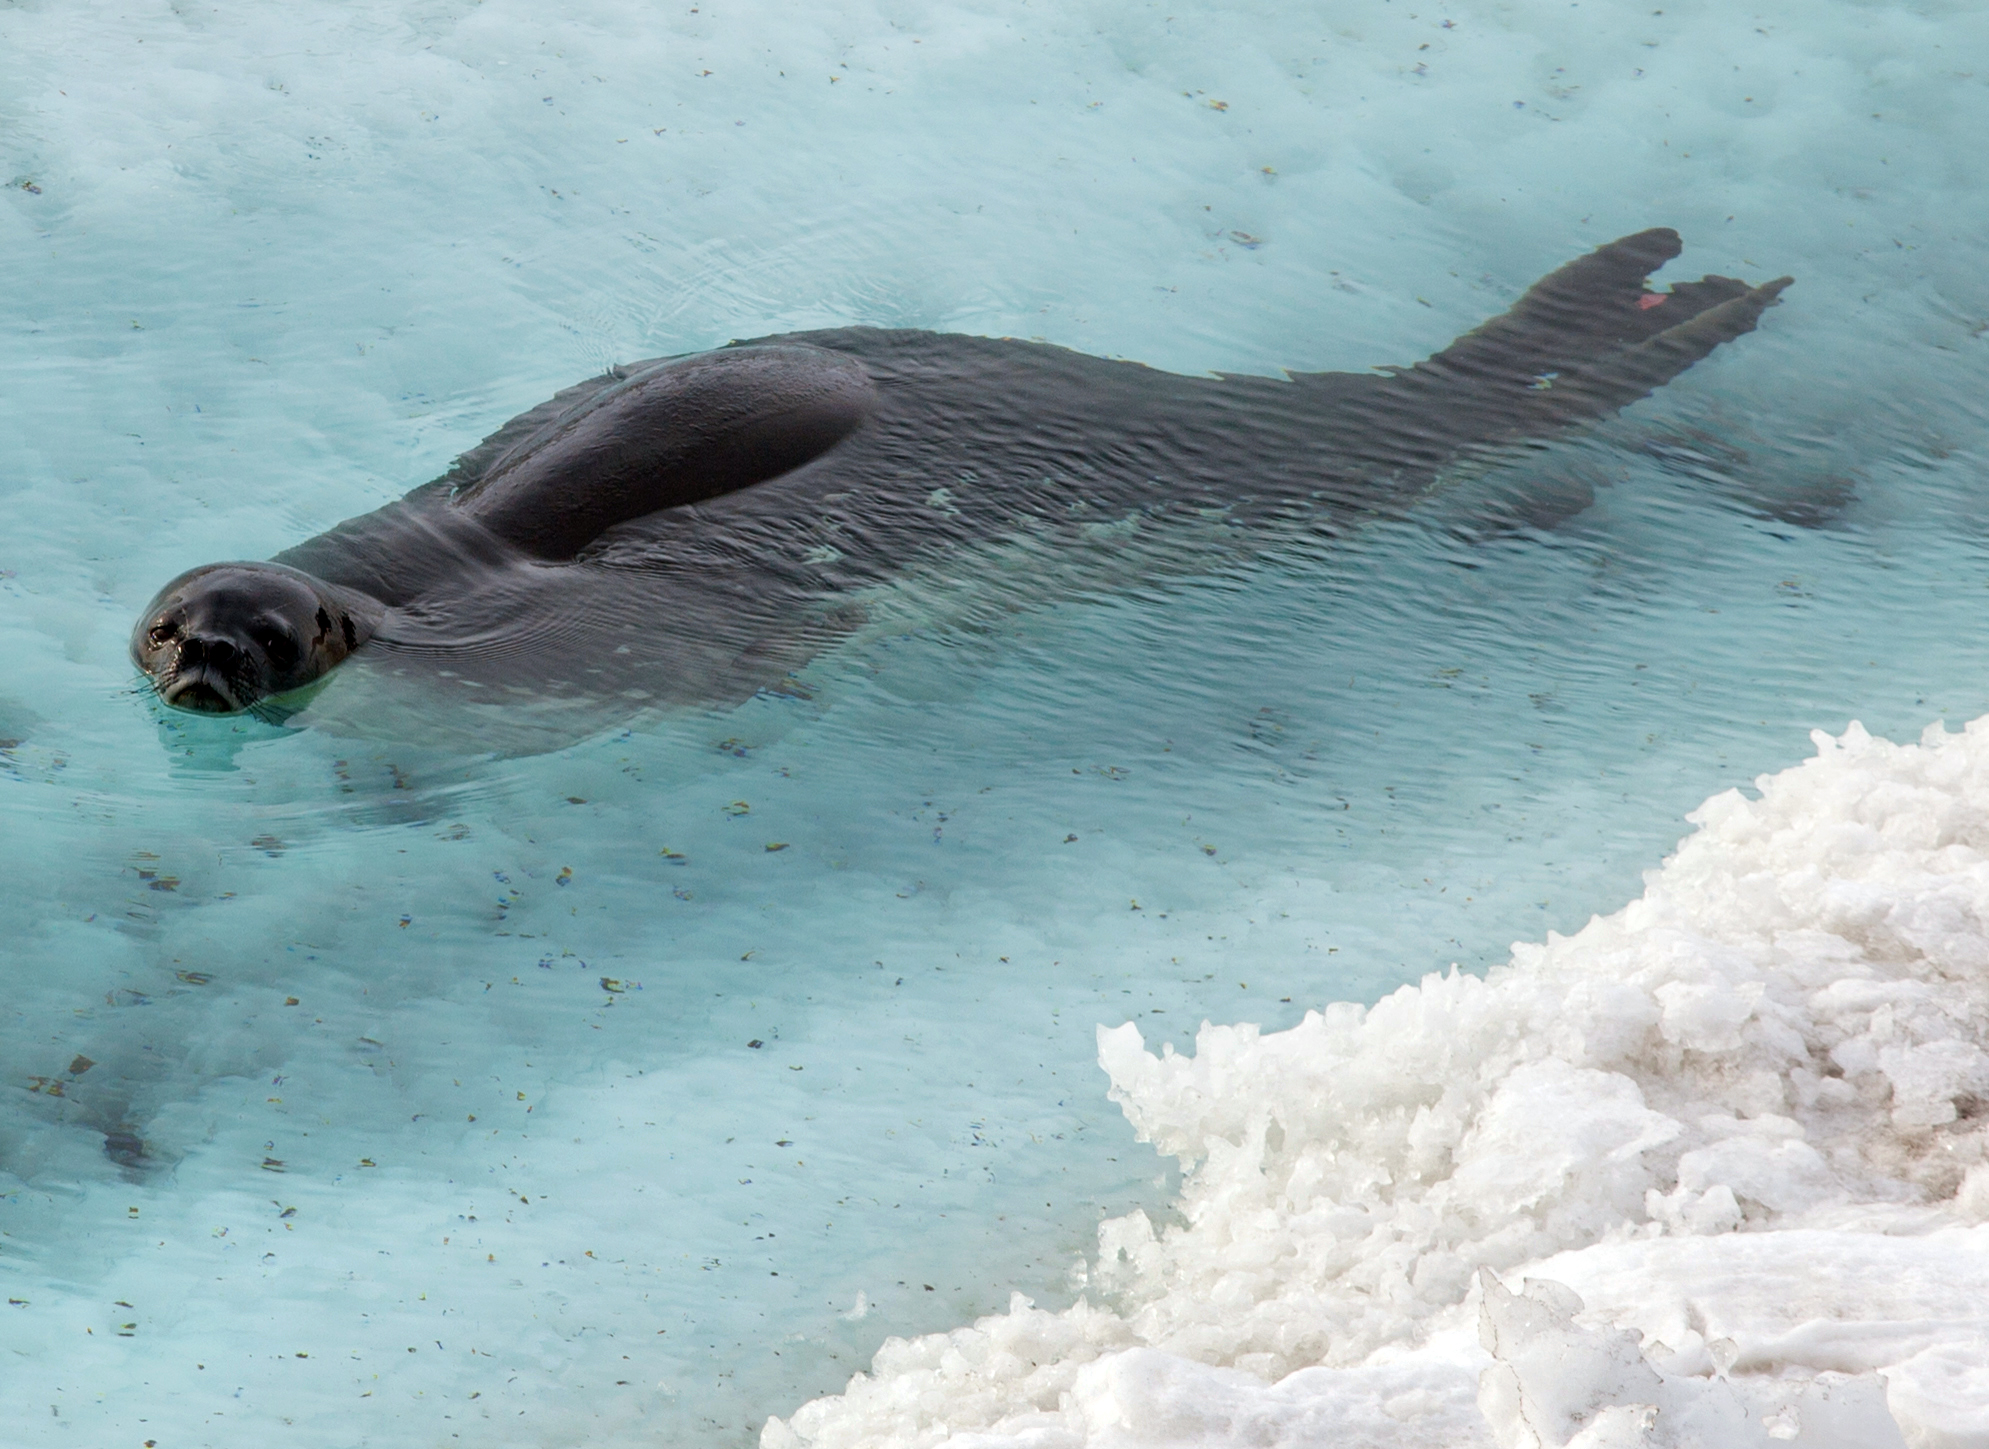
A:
[132,562,379,714]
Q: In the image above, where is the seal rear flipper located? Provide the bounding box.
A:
[1374,235,1789,456]
[1527,276,1794,425]
[1409,230,1781,398]
[454,344,878,560]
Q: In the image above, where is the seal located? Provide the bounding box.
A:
[132,229,1790,727]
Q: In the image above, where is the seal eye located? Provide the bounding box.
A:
[257,628,299,671]
[147,619,180,646]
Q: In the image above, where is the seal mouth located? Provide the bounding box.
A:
[161,670,246,714]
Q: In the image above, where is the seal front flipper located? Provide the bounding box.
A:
[452,344,877,560]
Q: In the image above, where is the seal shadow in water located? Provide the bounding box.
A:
[130,229,1792,753]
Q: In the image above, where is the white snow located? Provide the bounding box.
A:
[770,717,1989,1448]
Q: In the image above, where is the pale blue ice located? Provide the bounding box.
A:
[2,0,1988,1444]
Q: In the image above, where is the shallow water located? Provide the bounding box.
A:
[3,0,1989,1444]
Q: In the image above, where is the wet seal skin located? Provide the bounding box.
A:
[131,230,1791,725]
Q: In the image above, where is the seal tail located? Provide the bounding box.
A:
[1392,229,1792,442]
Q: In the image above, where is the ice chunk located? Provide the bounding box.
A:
[1475,1270,1904,1449]
[1476,1272,1664,1448]
[777,715,1989,1447]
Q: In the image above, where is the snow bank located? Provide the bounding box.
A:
[767,716,1989,1448]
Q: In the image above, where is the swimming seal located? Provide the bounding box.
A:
[132,229,1790,728]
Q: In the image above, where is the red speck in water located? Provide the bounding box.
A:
[1637,293,1667,310]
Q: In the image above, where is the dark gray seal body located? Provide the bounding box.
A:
[131,229,1790,734]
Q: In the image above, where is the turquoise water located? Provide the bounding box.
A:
[3,0,1989,1443]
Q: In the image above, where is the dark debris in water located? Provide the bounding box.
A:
[104,1129,146,1169]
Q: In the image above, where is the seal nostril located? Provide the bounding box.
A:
[205,638,239,666]
[179,637,207,667]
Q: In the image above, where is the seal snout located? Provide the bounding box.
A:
[164,635,248,713]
